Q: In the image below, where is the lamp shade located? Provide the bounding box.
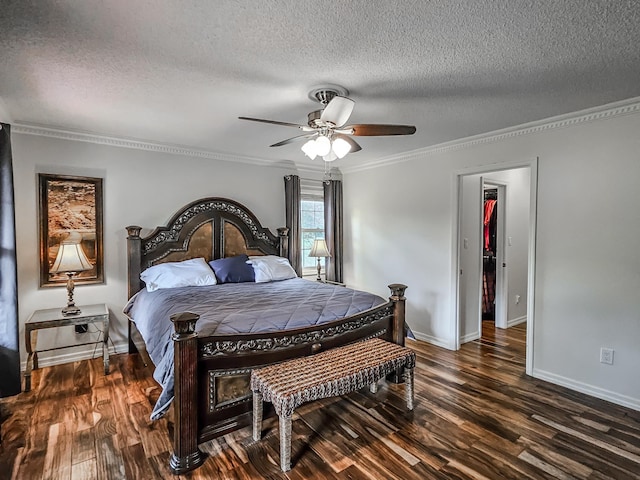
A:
[314,135,331,156]
[301,139,318,159]
[309,238,331,258]
[322,150,338,163]
[331,136,352,158]
[51,236,93,273]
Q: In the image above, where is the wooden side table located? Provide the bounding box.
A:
[24,303,110,392]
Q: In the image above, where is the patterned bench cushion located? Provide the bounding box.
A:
[251,338,415,417]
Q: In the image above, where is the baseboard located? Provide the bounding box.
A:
[532,368,640,412]
[20,341,129,372]
[410,331,454,350]
[507,316,527,327]
[460,332,480,344]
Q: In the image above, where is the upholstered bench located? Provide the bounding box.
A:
[250,338,416,472]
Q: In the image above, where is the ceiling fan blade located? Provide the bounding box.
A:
[340,124,417,136]
[238,116,314,131]
[269,133,317,147]
[333,133,362,153]
[320,96,355,127]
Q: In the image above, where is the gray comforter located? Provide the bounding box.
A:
[123,278,386,419]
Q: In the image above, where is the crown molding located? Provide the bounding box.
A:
[13,122,333,173]
[11,122,290,168]
[341,96,640,174]
[12,96,640,175]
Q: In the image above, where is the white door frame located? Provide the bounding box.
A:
[482,180,508,330]
[451,157,538,375]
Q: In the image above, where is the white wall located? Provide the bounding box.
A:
[343,104,640,409]
[343,156,455,347]
[11,132,305,367]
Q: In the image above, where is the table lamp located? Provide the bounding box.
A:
[309,238,331,282]
[50,233,93,316]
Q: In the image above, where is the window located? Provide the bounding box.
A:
[300,197,324,273]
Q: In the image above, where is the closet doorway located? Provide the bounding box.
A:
[454,160,538,375]
[482,181,507,329]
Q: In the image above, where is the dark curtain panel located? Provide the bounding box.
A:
[284,175,301,276]
[323,179,343,283]
[0,123,21,397]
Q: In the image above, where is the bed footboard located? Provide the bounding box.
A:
[168,283,407,474]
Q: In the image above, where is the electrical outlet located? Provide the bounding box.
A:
[600,347,614,365]
[515,295,521,305]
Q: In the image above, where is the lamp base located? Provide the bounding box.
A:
[61,272,82,316]
[61,305,81,316]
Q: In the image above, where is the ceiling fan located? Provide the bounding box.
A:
[239,85,416,162]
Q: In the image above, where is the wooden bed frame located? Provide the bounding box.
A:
[125,197,407,474]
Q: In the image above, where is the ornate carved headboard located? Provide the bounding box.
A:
[126,197,289,299]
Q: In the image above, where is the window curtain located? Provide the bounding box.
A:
[284,175,301,276]
[0,123,21,397]
[323,179,343,283]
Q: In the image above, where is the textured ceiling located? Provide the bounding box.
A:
[1,1,640,168]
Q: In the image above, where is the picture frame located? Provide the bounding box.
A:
[38,174,104,287]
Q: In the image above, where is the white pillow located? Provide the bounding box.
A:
[141,257,217,292]
[247,255,297,283]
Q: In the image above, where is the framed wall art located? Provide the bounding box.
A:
[38,174,104,287]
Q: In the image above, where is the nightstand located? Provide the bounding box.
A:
[24,303,110,392]
[302,276,347,287]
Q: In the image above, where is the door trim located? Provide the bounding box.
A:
[451,157,538,376]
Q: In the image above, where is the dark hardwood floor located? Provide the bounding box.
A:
[1,321,639,479]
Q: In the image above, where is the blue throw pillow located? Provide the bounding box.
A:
[208,254,255,283]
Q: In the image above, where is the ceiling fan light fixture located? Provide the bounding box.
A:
[323,150,338,162]
[301,139,318,159]
[331,137,351,158]
[314,135,331,156]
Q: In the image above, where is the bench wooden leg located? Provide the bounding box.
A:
[279,415,292,472]
[252,392,263,441]
[369,381,378,394]
[404,367,414,410]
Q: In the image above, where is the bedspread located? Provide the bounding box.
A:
[123,278,386,419]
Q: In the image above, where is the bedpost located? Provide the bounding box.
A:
[388,283,408,347]
[126,226,142,353]
[388,283,408,384]
[169,312,204,474]
[126,226,142,297]
[277,227,289,260]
